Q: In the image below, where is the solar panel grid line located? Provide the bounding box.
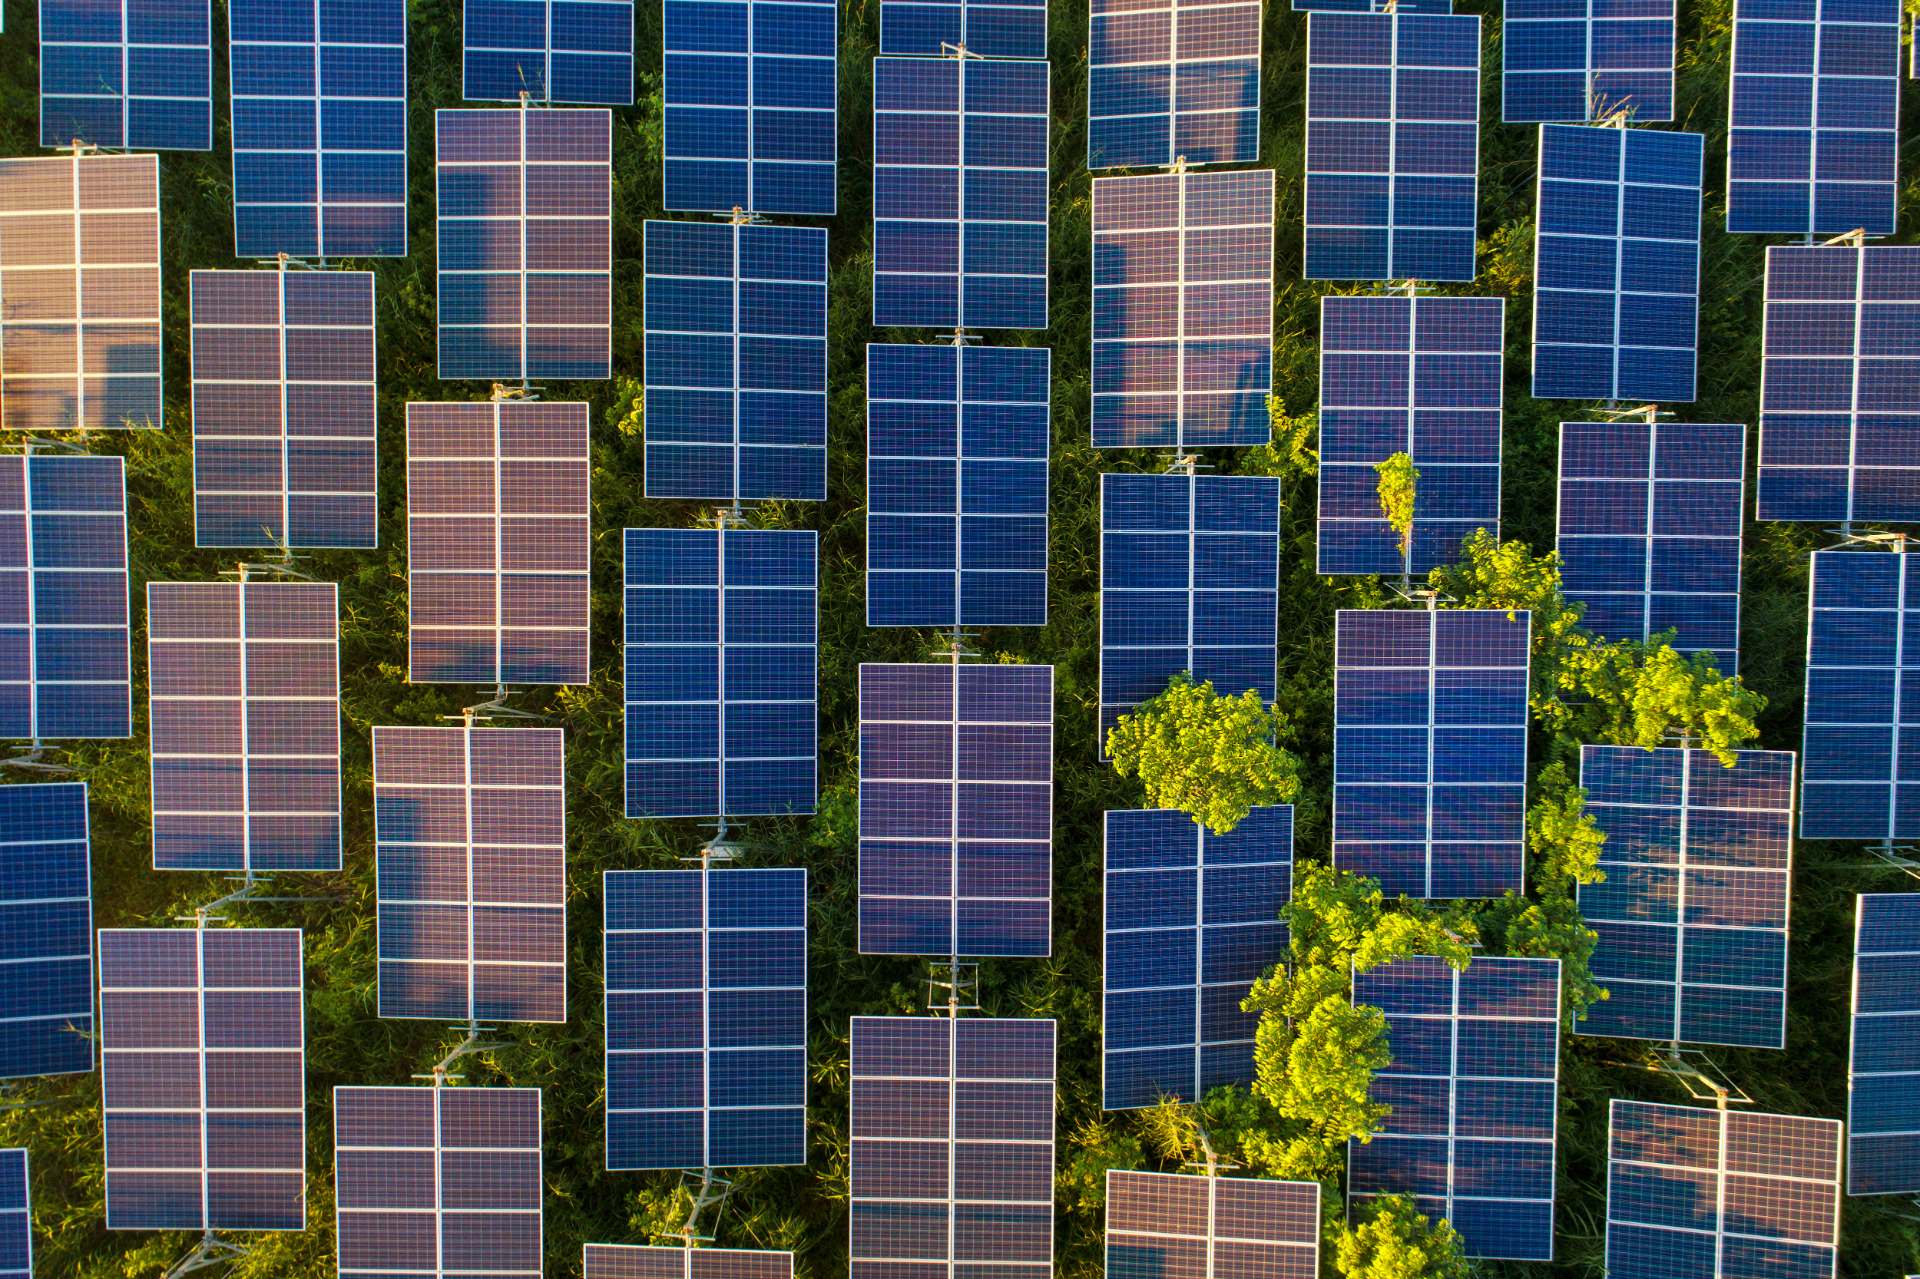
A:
[1848,891,1920,1196]
[1105,1168,1322,1278]
[583,1244,795,1279]
[1501,0,1677,123]
[1086,0,1263,169]
[0,781,95,1081]
[0,1149,27,1279]
[464,0,637,104]
[880,0,1048,57]
[40,0,214,150]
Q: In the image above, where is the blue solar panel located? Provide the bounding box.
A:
[1757,244,1920,525]
[585,1245,794,1279]
[0,1150,27,1279]
[1502,0,1675,122]
[1091,169,1274,448]
[1728,0,1899,236]
[881,0,1046,57]
[1333,608,1529,898]
[1087,0,1261,169]
[859,661,1053,957]
[604,867,807,1171]
[1304,12,1480,283]
[0,455,131,742]
[643,221,828,503]
[1557,421,1744,671]
[0,782,93,1081]
[1294,0,1453,10]
[874,55,1050,330]
[1099,473,1281,748]
[465,0,635,103]
[1349,955,1561,1262]
[1103,805,1291,1111]
[1316,294,1503,577]
[40,0,212,149]
[1849,891,1920,1195]
[867,343,1050,628]
[1532,125,1701,404]
[229,0,409,259]
[664,0,837,215]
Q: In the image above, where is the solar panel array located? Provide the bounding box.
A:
[1533,124,1702,404]
[1103,805,1291,1111]
[1086,0,1262,169]
[99,927,305,1231]
[1304,12,1480,283]
[39,0,213,150]
[465,0,635,104]
[584,1245,794,1279]
[148,581,342,874]
[624,528,818,820]
[604,867,807,1170]
[859,661,1053,957]
[436,108,613,381]
[407,401,591,686]
[229,0,410,259]
[334,1086,543,1279]
[1502,0,1676,123]
[1849,891,1920,1196]
[881,0,1047,57]
[643,221,828,503]
[1349,954,1562,1262]
[1106,1170,1320,1279]
[0,782,93,1081]
[1316,294,1503,576]
[1557,420,1745,672]
[849,1016,1055,1279]
[1606,1101,1842,1279]
[1091,168,1274,448]
[372,726,568,1024]
[190,269,379,549]
[867,343,1049,628]
[1333,608,1530,899]
[873,55,1050,331]
[0,1150,26,1279]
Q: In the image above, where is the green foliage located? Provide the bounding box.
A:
[1526,762,1607,889]
[1373,451,1419,560]
[1105,675,1302,834]
[1333,1196,1473,1279]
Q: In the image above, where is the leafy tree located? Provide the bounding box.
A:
[1374,451,1419,561]
[1106,675,1303,834]
[1244,394,1319,484]
[1334,1196,1473,1279]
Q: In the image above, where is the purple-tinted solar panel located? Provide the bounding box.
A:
[1106,1169,1320,1278]
[584,1245,794,1279]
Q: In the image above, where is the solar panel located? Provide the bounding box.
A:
[372,726,567,1024]
[1849,891,1920,1195]
[1304,13,1480,283]
[1107,1169,1320,1279]
[873,55,1050,331]
[190,269,379,549]
[858,662,1053,957]
[40,0,212,150]
[663,0,837,215]
[1501,0,1676,122]
[0,782,93,1080]
[0,454,131,741]
[1556,421,1745,671]
[1099,473,1281,748]
[1294,0,1454,10]
[881,0,1046,57]
[0,1150,27,1279]
[407,400,591,686]
[584,1245,794,1279]
[1103,805,1292,1111]
[465,0,635,104]
[229,0,410,259]
[1348,955,1561,1262]
[1316,294,1503,576]
[148,581,341,874]
[1727,0,1899,236]
[1333,608,1530,898]
[0,154,161,433]
[436,108,612,381]
[1606,1100,1841,1279]
[1090,168,1274,448]
[624,527,818,820]
[866,343,1050,628]
[99,927,305,1231]
[334,1086,543,1279]
[849,1016,1055,1279]
[604,867,807,1170]
[1757,244,1920,525]
[642,221,828,503]
[1086,0,1262,169]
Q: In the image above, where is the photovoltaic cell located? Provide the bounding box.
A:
[1502,0,1676,122]
[624,528,818,820]
[1316,294,1503,576]
[584,1245,793,1279]
[859,662,1053,957]
[1086,0,1262,169]
[372,726,567,1024]
[1849,891,1920,1196]
[849,1017,1055,1279]
[436,108,612,381]
[1333,608,1530,898]
[1102,805,1292,1111]
[880,0,1046,58]
[407,401,591,686]
[1348,955,1562,1262]
[643,221,828,503]
[1091,168,1274,448]
[603,867,807,1170]
[0,1150,27,1279]
[873,55,1050,330]
[148,581,342,874]
[1304,12,1480,283]
[189,269,378,549]
[1106,1170,1320,1279]
[99,927,305,1232]
[867,343,1050,628]
[0,782,93,1080]
[465,0,635,104]
[40,0,212,150]
[1294,0,1454,10]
